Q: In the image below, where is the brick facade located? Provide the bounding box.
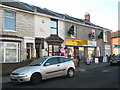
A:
[0,7,35,61]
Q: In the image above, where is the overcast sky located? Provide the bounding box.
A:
[19,0,119,32]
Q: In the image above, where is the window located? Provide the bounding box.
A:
[45,57,59,65]
[0,42,20,63]
[103,32,107,42]
[4,11,15,31]
[104,45,111,56]
[50,19,58,35]
[69,25,77,39]
[59,57,71,63]
[48,45,60,56]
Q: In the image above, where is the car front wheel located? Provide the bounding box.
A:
[30,73,42,85]
[67,68,74,78]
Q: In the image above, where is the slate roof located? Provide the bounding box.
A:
[1,1,35,12]
[1,1,111,31]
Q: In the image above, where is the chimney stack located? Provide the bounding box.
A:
[85,12,90,22]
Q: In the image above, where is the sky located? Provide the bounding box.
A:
[19,0,119,32]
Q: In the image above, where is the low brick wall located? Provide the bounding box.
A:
[2,62,31,76]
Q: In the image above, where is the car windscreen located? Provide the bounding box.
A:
[29,57,47,66]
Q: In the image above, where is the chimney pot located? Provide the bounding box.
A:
[85,12,90,22]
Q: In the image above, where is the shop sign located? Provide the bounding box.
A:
[77,40,88,46]
[88,41,97,46]
[66,39,88,46]
[83,41,97,47]
[95,58,99,64]
[66,39,77,46]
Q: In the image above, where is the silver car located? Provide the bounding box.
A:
[10,56,75,84]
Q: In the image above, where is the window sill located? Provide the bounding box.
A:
[104,41,108,43]
[3,30,16,32]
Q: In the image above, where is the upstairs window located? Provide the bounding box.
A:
[4,11,15,31]
[103,31,107,42]
[50,19,58,35]
[68,25,77,39]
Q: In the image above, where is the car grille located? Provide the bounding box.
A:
[12,73,19,75]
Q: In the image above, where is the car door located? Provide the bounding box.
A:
[42,57,61,79]
[58,57,71,75]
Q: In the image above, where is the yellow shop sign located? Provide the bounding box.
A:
[66,39,78,46]
[66,39,88,46]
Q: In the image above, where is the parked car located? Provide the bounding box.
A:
[110,55,120,65]
[10,56,75,84]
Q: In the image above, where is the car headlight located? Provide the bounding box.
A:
[18,73,26,75]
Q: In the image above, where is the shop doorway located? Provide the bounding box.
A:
[78,47,84,61]
[36,43,40,58]
[88,48,95,61]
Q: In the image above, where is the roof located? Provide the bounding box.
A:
[1,1,35,12]
[45,35,64,44]
[1,1,111,31]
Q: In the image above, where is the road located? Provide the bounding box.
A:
[2,65,120,89]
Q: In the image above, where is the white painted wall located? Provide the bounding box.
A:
[35,15,50,38]
[58,20,66,47]
[34,15,66,57]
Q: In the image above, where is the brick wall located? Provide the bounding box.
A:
[0,7,35,61]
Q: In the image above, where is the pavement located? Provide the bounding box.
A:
[0,62,110,84]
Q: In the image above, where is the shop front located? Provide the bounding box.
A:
[83,41,97,61]
[65,39,97,61]
[65,39,88,60]
[45,35,64,56]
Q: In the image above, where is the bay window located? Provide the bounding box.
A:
[0,42,20,63]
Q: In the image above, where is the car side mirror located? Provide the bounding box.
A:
[44,63,50,66]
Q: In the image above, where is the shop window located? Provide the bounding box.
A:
[4,11,15,31]
[48,45,52,56]
[0,42,20,63]
[67,47,74,58]
[48,45,60,56]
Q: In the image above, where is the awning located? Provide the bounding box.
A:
[45,35,64,45]
[115,45,120,48]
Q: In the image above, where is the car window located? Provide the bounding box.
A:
[45,57,59,65]
[29,57,47,66]
[59,57,71,63]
